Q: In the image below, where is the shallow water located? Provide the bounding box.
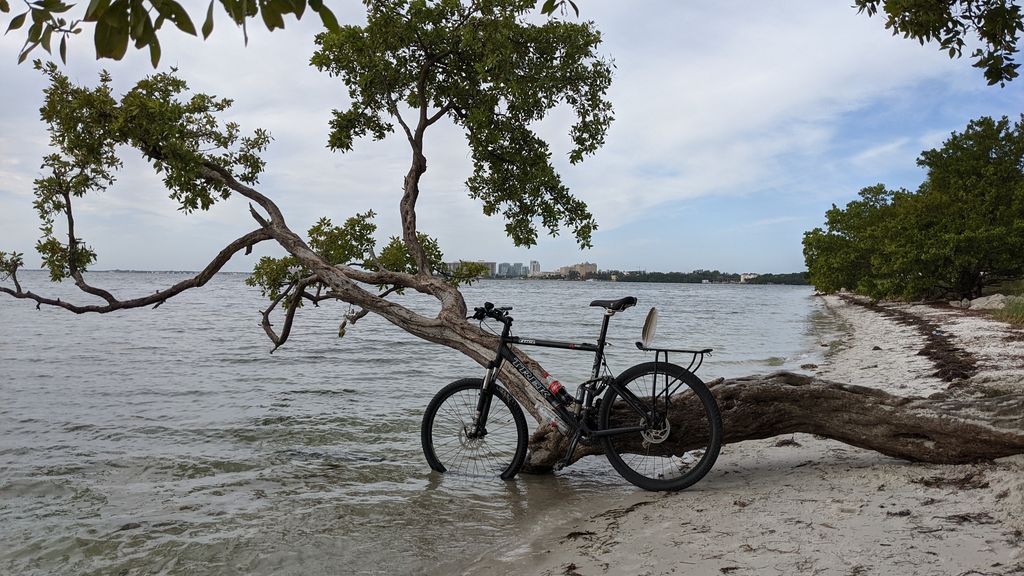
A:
[0,272,834,575]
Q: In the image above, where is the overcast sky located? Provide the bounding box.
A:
[1,1,1021,274]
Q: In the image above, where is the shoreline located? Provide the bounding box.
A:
[459,295,1024,576]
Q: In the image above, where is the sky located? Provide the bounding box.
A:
[1,1,1022,275]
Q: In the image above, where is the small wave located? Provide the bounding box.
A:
[279,388,359,396]
[280,448,385,465]
[716,356,787,366]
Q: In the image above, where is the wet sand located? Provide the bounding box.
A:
[461,295,1024,576]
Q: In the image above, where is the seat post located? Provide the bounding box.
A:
[588,311,614,378]
[596,310,613,352]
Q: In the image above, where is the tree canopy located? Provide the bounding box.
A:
[3,0,1021,85]
[853,0,1023,85]
[308,0,611,249]
[803,115,1024,300]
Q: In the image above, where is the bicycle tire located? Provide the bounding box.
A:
[599,362,722,491]
[421,378,529,480]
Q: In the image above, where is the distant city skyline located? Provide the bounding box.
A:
[2,2,1021,275]
[443,258,773,279]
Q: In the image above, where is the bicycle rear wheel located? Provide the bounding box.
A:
[599,362,722,491]
[421,378,528,480]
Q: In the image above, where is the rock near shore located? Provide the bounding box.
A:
[950,293,1024,310]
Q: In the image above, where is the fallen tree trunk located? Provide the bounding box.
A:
[523,371,1024,472]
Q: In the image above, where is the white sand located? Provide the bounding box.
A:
[461,295,1024,576]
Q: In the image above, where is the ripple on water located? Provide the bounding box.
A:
[0,274,831,575]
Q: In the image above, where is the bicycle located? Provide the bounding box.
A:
[420,297,723,491]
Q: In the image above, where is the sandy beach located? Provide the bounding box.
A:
[462,295,1024,576]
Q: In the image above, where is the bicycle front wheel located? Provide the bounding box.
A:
[421,378,528,480]
[599,362,722,491]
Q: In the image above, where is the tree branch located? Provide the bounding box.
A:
[200,162,287,227]
[386,92,416,146]
[426,102,454,126]
[260,276,317,353]
[61,190,117,305]
[0,229,272,313]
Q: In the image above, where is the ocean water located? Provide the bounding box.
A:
[0,272,835,575]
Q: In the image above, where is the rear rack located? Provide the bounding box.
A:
[635,342,713,374]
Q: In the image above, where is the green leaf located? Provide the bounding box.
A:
[309,0,337,31]
[58,33,66,62]
[201,0,213,39]
[83,0,108,21]
[41,24,52,52]
[148,34,159,66]
[0,0,10,13]
[152,0,196,35]
[17,41,38,63]
[94,4,129,59]
[130,0,145,40]
[133,11,153,47]
[259,1,284,30]
[26,19,41,41]
[5,10,27,32]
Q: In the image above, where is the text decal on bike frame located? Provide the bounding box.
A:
[505,351,559,405]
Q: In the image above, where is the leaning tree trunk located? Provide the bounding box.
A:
[523,371,1024,472]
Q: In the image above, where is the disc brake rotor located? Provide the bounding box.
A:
[641,417,670,446]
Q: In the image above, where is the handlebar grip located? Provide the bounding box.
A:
[471,302,512,323]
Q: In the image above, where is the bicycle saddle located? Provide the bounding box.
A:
[589,296,637,311]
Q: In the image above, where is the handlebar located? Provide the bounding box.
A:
[469,301,513,324]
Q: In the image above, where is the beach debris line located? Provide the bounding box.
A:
[840,295,978,382]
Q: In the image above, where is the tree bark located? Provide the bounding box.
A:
[522,371,1024,472]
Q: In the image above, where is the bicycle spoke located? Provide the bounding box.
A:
[424,383,526,479]
[601,363,721,490]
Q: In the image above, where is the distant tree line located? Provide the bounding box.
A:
[587,270,808,285]
[803,115,1024,301]
[744,272,809,285]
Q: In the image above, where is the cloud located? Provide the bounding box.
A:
[1,0,1020,273]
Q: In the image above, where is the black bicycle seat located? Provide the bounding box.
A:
[589,296,637,311]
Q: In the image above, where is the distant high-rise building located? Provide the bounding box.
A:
[511,263,524,277]
[576,262,598,278]
[530,260,540,275]
[498,262,512,277]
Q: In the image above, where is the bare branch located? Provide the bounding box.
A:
[60,190,119,305]
[248,203,271,228]
[426,103,454,126]
[260,276,317,353]
[0,229,272,313]
[386,93,416,146]
[336,285,399,337]
[199,162,287,227]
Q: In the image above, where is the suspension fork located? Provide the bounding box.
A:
[471,355,504,438]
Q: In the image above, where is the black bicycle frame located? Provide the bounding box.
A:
[473,312,652,441]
